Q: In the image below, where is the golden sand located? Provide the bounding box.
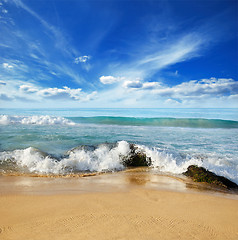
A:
[0,172,237,240]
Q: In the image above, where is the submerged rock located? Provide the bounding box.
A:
[122,144,151,167]
[183,165,238,190]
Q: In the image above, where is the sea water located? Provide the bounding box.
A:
[0,108,237,183]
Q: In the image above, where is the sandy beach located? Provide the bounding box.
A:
[0,172,238,240]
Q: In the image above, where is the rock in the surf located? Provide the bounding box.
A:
[183,165,238,190]
[122,144,151,167]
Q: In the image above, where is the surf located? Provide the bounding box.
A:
[1,141,237,184]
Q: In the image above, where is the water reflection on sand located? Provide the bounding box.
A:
[0,169,237,199]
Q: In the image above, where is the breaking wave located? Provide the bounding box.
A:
[0,141,237,184]
[0,115,77,126]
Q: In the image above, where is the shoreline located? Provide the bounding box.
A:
[0,168,237,197]
[0,172,238,240]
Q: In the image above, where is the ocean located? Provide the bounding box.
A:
[0,108,238,184]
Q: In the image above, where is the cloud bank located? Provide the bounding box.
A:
[123,78,238,98]
[0,80,97,103]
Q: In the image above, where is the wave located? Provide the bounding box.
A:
[0,115,77,126]
[1,141,237,184]
[1,115,238,128]
[71,116,238,128]
[0,141,128,174]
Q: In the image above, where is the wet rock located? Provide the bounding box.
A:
[122,144,151,167]
[183,165,238,190]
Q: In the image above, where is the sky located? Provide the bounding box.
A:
[0,0,237,108]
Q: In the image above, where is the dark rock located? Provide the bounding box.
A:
[183,165,238,190]
[122,144,151,167]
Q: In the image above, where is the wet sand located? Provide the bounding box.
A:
[0,171,238,240]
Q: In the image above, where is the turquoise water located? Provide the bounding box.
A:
[69,117,238,128]
[0,108,237,183]
[1,108,238,120]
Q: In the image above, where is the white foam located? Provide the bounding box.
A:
[137,145,203,174]
[60,141,130,172]
[137,144,238,184]
[0,147,60,174]
[0,141,130,174]
[0,115,76,126]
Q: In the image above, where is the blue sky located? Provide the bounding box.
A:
[0,0,237,108]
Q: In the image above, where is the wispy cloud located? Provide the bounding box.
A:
[0,0,92,88]
[109,31,209,81]
[99,6,225,84]
[11,0,78,58]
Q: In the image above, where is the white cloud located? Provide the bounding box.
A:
[123,78,238,99]
[142,82,161,89]
[164,98,180,105]
[116,77,238,107]
[118,77,238,108]
[227,94,238,101]
[74,55,91,64]
[1,76,237,108]
[100,75,123,84]
[1,60,29,74]
[17,84,97,102]
[123,80,143,89]
[37,86,82,100]
[20,84,38,93]
[38,86,97,101]
[123,81,161,90]
[2,63,13,69]
[0,79,98,105]
[150,78,238,99]
[81,91,97,102]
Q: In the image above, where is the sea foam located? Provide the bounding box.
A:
[0,141,237,184]
[0,141,130,174]
[0,115,77,126]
